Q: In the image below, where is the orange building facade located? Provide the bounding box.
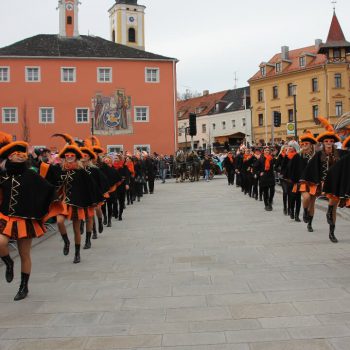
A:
[0,0,178,154]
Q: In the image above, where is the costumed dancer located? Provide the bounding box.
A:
[222,151,235,186]
[284,141,302,222]
[80,140,110,239]
[0,132,62,300]
[100,154,122,227]
[241,148,253,196]
[297,130,317,230]
[258,147,275,211]
[57,141,104,262]
[133,154,144,202]
[113,154,130,221]
[251,148,262,201]
[275,145,290,216]
[125,153,135,205]
[323,136,350,210]
[302,117,346,242]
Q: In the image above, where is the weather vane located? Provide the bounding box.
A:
[331,0,337,11]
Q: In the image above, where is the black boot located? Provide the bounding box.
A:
[14,272,29,301]
[61,234,70,256]
[283,207,288,215]
[98,217,104,234]
[307,216,314,232]
[326,205,334,225]
[295,210,301,222]
[1,255,14,283]
[83,232,92,249]
[103,216,107,225]
[80,220,84,235]
[303,208,309,223]
[118,215,122,221]
[107,215,112,227]
[329,224,338,243]
[92,220,97,240]
[73,244,81,264]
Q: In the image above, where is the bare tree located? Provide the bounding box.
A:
[178,89,202,101]
[22,102,30,142]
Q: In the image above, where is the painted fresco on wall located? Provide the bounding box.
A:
[92,89,133,135]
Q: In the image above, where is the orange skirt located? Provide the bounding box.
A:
[299,182,321,196]
[61,203,95,221]
[0,213,45,240]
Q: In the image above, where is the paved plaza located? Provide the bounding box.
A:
[0,176,350,350]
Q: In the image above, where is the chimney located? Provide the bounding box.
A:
[203,90,209,96]
[281,46,289,60]
[315,39,322,49]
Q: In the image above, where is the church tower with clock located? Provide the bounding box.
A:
[58,0,80,38]
[109,0,146,51]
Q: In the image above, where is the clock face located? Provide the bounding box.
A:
[129,16,135,23]
[66,3,74,11]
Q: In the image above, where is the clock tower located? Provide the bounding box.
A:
[58,0,80,38]
[109,0,146,51]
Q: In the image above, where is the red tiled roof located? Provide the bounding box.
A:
[327,12,347,43]
[249,45,327,82]
[177,90,228,120]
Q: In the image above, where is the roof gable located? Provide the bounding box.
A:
[0,34,176,61]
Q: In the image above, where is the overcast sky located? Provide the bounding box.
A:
[1,0,349,94]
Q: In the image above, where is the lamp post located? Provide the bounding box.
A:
[292,84,298,140]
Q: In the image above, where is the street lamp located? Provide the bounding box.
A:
[292,84,298,140]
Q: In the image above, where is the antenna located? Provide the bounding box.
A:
[233,72,238,89]
[331,0,337,11]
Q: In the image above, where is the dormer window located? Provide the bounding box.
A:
[260,66,266,77]
[275,62,282,73]
[299,56,306,67]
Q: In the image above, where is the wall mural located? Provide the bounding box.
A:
[92,89,133,135]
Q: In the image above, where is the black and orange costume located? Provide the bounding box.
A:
[302,117,346,243]
[0,132,62,300]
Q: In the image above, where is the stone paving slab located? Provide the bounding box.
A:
[0,176,350,349]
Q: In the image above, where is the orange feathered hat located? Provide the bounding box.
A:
[0,131,28,159]
[316,116,341,143]
[58,145,84,159]
[90,136,105,154]
[299,130,317,144]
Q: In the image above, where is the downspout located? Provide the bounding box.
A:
[172,60,178,152]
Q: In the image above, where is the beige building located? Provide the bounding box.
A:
[248,12,350,143]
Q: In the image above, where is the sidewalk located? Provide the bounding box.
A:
[0,176,349,350]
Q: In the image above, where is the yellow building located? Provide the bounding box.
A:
[248,12,350,143]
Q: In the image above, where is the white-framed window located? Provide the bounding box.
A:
[222,121,226,130]
[97,67,112,83]
[134,144,151,154]
[0,67,10,82]
[212,123,216,130]
[2,108,18,123]
[107,145,124,154]
[76,108,89,123]
[61,67,76,82]
[39,107,54,123]
[335,101,343,117]
[25,66,40,82]
[232,120,236,128]
[260,66,266,77]
[134,106,149,122]
[299,56,306,67]
[145,67,160,83]
[202,124,206,133]
[242,118,246,127]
